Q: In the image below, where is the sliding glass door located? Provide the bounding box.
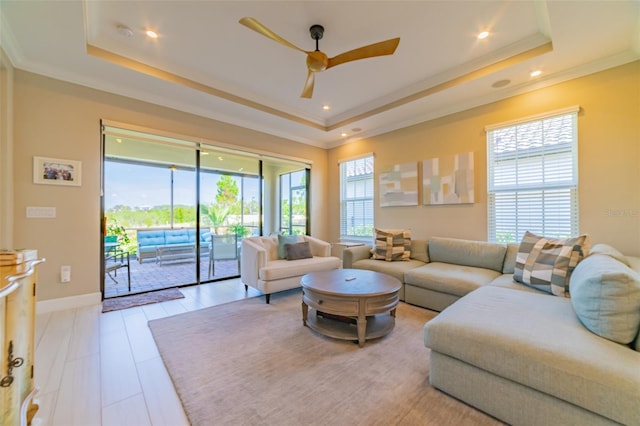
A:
[101,123,310,299]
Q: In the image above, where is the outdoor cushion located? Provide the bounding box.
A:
[138,230,166,246]
[165,229,191,245]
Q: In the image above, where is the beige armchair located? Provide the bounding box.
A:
[241,235,341,303]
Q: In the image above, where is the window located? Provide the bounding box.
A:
[487,107,579,243]
[340,155,374,240]
[279,169,308,235]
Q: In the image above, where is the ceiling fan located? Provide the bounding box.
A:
[239,17,400,99]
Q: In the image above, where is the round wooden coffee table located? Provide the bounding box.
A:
[301,269,401,347]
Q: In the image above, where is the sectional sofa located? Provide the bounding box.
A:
[343,236,528,311]
[343,236,640,425]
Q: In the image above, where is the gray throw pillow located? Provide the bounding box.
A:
[277,234,298,259]
[285,242,313,260]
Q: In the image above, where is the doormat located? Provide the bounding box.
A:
[102,288,185,313]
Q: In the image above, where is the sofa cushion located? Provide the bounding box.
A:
[285,242,312,260]
[352,258,426,283]
[424,286,640,426]
[405,262,501,297]
[137,230,166,246]
[570,254,640,345]
[259,257,341,281]
[514,231,588,297]
[489,274,548,295]
[502,243,519,274]
[372,228,411,261]
[278,234,299,259]
[588,243,630,266]
[428,237,507,272]
[410,239,429,263]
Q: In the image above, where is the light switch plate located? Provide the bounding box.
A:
[26,207,56,218]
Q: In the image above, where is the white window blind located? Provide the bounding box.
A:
[340,155,374,240]
[487,109,579,243]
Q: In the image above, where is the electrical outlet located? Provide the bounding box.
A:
[60,265,71,283]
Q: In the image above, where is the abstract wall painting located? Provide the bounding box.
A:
[422,152,474,205]
[379,162,418,207]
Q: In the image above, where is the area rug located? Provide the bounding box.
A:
[102,287,184,313]
[149,290,503,425]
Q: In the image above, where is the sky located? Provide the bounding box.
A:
[104,162,258,210]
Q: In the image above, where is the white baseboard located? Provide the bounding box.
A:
[37,292,102,314]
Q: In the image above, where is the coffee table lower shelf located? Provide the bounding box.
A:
[305,308,395,343]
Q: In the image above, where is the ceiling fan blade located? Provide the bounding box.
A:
[327,37,400,69]
[239,17,307,54]
[300,69,315,98]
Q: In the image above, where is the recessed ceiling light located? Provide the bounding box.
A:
[477,31,489,40]
[341,132,348,137]
[218,156,223,161]
[146,30,158,39]
[322,105,330,111]
[115,138,122,143]
[530,70,542,77]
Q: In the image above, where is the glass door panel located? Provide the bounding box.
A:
[199,147,260,281]
[103,132,197,297]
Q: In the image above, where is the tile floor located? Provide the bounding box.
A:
[33,278,261,426]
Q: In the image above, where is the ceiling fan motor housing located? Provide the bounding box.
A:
[309,25,324,41]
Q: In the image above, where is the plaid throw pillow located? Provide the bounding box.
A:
[372,228,411,261]
[514,231,589,297]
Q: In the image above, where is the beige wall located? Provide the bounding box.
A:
[12,71,329,302]
[0,48,14,248]
[9,60,640,304]
[328,61,640,256]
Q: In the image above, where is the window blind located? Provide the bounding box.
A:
[487,110,578,243]
[340,155,374,240]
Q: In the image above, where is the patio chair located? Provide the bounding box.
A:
[105,249,131,291]
[208,234,239,279]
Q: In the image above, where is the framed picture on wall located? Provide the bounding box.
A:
[33,156,82,187]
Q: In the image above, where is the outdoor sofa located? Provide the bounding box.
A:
[136,228,211,263]
[344,236,640,425]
